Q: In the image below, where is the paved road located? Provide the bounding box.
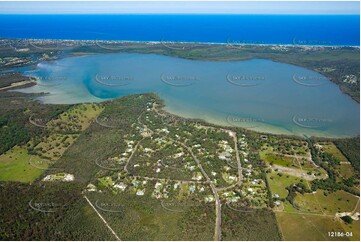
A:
[230,130,243,184]
[138,107,222,241]
[124,137,145,173]
[215,130,242,192]
[176,140,221,241]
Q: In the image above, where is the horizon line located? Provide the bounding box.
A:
[0,13,359,15]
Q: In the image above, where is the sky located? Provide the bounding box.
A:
[0,1,359,14]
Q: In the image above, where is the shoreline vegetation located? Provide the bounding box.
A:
[2,36,361,48]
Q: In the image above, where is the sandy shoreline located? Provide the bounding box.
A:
[6,37,360,48]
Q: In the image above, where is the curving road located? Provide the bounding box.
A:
[138,106,222,241]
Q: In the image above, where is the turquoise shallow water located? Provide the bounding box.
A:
[16,53,359,138]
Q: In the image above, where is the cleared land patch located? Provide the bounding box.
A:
[0,146,46,182]
[294,190,359,215]
[0,104,103,182]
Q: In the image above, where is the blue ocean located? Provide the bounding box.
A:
[0,14,359,46]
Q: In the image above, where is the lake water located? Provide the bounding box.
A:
[16,53,360,138]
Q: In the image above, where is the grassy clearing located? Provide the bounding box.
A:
[294,190,359,215]
[267,173,306,199]
[0,146,47,182]
[0,104,104,183]
[29,103,103,159]
[320,142,349,163]
[318,141,357,178]
[334,138,360,171]
[339,219,360,241]
[263,153,294,167]
[339,199,360,241]
[338,163,356,179]
[47,104,104,132]
[281,200,300,213]
[276,212,350,241]
[30,133,78,160]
